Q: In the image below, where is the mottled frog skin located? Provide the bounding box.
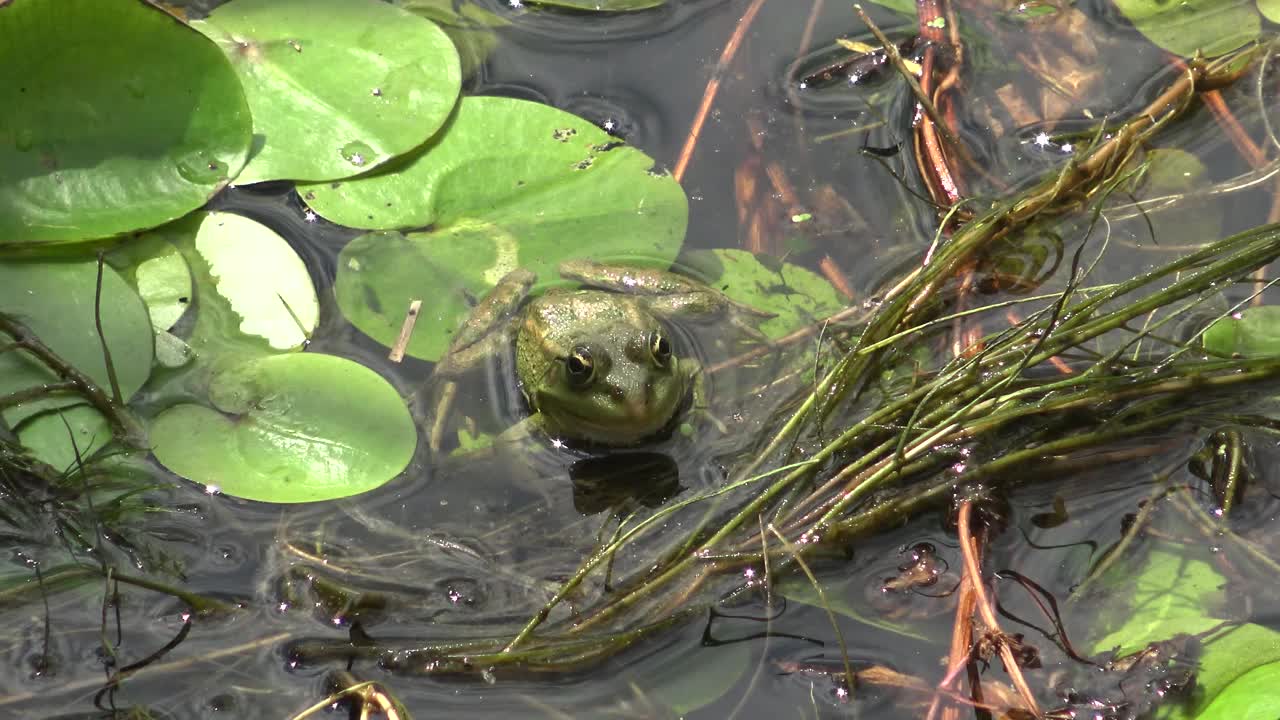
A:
[428,261,771,451]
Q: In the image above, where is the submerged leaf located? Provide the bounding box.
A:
[149,353,417,503]
[193,212,319,351]
[0,0,251,244]
[680,249,847,339]
[196,0,461,183]
[1196,661,1280,720]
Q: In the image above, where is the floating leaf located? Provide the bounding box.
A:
[396,0,508,79]
[1111,0,1258,58]
[1196,661,1280,720]
[149,353,417,503]
[1203,306,1280,357]
[192,212,320,351]
[317,96,688,361]
[0,0,251,244]
[109,235,196,368]
[195,0,461,184]
[680,249,847,339]
[18,405,111,473]
[0,260,154,427]
[1258,0,1280,23]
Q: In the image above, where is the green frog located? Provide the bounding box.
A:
[427,260,772,452]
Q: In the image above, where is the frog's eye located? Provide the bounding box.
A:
[649,330,672,367]
[565,346,595,388]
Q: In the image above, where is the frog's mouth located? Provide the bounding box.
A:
[538,390,690,446]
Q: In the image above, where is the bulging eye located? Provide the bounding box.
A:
[565,346,595,388]
[649,330,672,367]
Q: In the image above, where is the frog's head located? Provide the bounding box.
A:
[533,326,691,446]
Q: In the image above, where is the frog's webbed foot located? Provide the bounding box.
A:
[426,269,535,453]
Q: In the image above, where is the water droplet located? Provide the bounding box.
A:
[14,129,34,152]
[340,141,376,167]
[174,150,228,184]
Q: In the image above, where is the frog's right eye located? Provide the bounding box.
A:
[565,346,595,388]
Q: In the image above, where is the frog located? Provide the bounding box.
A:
[426,260,774,452]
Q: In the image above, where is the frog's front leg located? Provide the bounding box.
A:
[681,359,727,436]
[427,269,535,452]
[558,260,775,339]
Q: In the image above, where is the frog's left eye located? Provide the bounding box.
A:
[649,330,672,367]
[565,346,596,388]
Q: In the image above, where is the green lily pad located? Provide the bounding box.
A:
[1111,0,1258,58]
[0,0,251,245]
[1197,661,1280,720]
[318,96,688,361]
[1203,306,1280,357]
[18,405,111,473]
[0,260,154,426]
[777,572,929,642]
[681,249,847,339]
[109,235,196,368]
[195,0,460,184]
[149,353,417,503]
[525,0,665,10]
[194,211,320,351]
[395,0,507,79]
[1088,541,1280,719]
[1259,0,1280,23]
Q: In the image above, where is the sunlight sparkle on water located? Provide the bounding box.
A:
[1032,132,1052,149]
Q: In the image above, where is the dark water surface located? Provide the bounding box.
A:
[11,1,1280,718]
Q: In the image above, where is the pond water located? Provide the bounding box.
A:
[6,0,1280,718]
